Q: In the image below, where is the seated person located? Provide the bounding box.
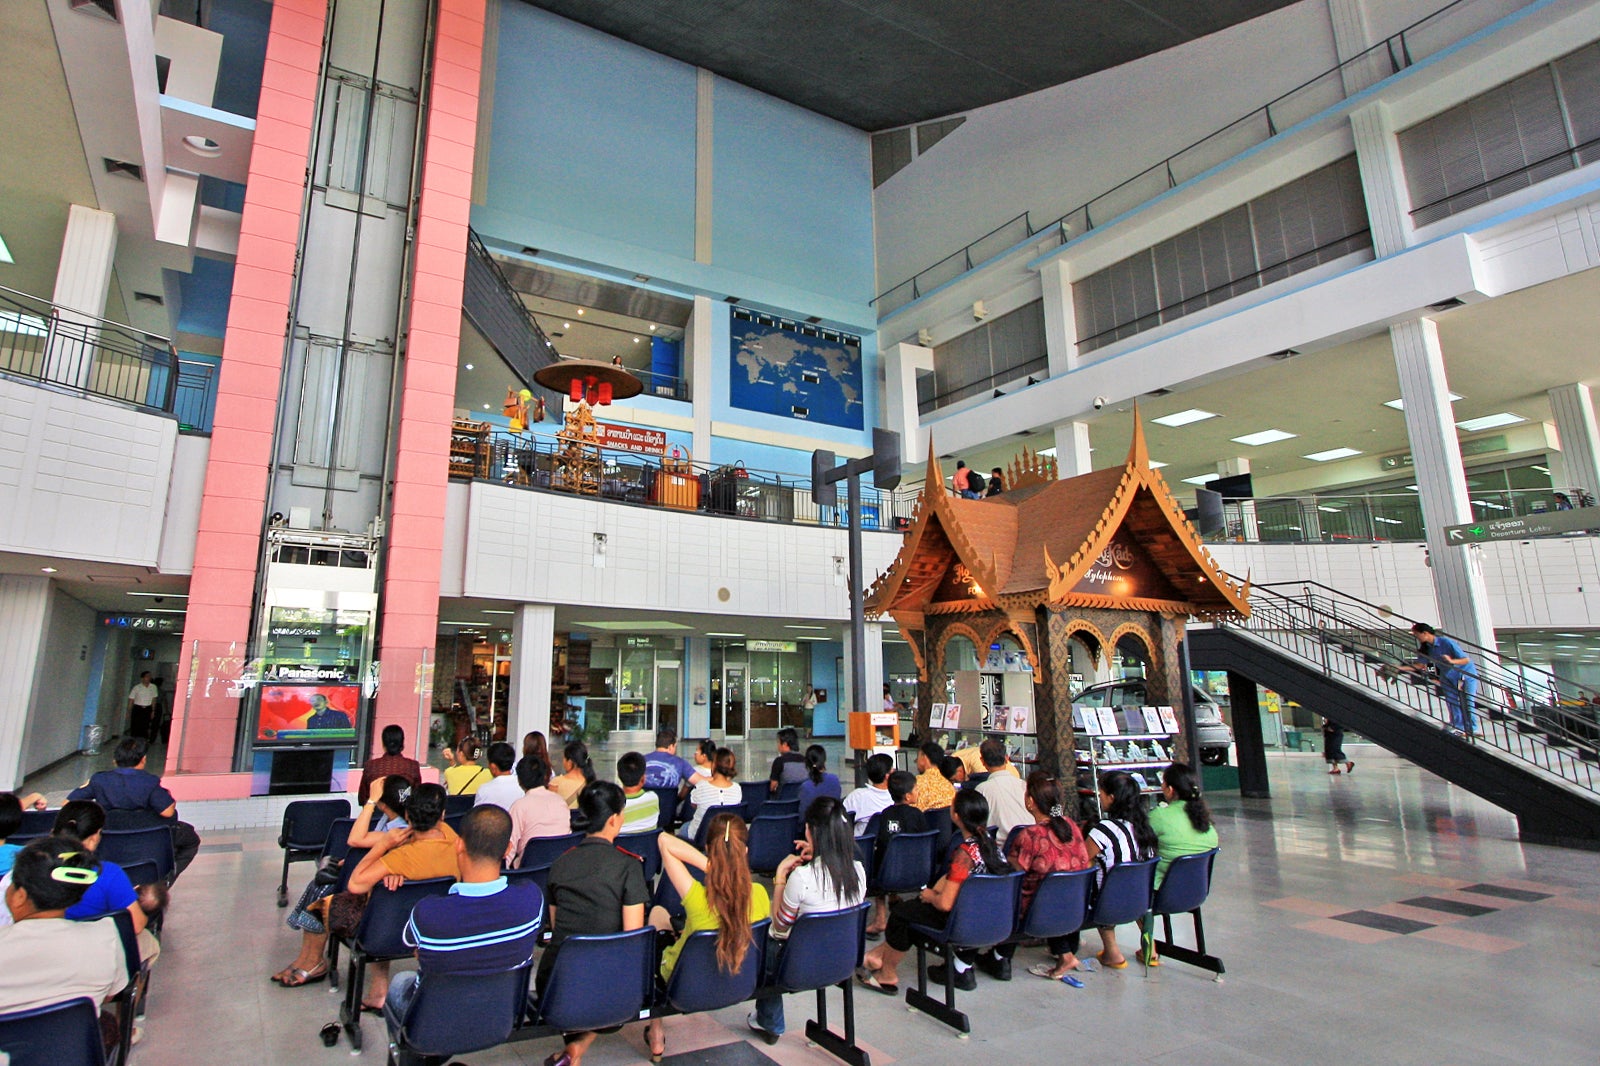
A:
[384,805,543,1033]
[538,781,649,1066]
[550,741,598,809]
[865,771,927,936]
[842,753,895,837]
[279,774,412,959]
[939,755,967,789]
[0,838,129,1014]
[747,797,865,1044]
[911,742,955,812]
[681,749,742,842]
[46,802,155,964]
[473,742,525,811]
[974,738,1030,841]
[442,738,489,797]
[856,790,1002,993]
[1085,772,1158,969]
[1141,763,1219,966]
[508,756,573,866]
[271,783,457,1008]
[768,727,807,794]
[617,752,661,835]
[643,729,695,791]
[953,738,1020,782]
[645,815,770,1060]
[0,791,47,876]
[68,737,200,882]
[991,773,1090,980]
[359,725,423,801]
[796,745,842,814]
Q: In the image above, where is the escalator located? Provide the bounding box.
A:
[1189,581,1600,848]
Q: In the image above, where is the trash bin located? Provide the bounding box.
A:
[81,723,106,756]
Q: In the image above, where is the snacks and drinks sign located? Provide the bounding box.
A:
[596,422,667,455]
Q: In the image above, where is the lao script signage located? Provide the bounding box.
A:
[1071,530,1182,602]
[596,422,667,455]
[1444,508,1600,544]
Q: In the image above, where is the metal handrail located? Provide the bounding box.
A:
[465,228,562,360]
[1218,580,1599,793]
[0,284,178,413]
[1195,487,1589,545]
[871,0,1531,316]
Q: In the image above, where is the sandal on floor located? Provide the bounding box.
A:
[278,964,328,987]
[1136,949,1161,967]
[1026,962,1066,979]
[854,966,899,995]
[359,1003,385,1015]
[1096,953,1128,970]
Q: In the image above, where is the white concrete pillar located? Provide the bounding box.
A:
[48,205,119,389]
[1327,0,1391,93]
[883,341,933,454]
[839,621,884,717]
[1391,318,1495,648]
[687,295,714,462]
[1039,258,1080,377]
[1548,383,1600,501]
[0,576,53,790]
[1053,420,1092,477]
[683,637,711,738]
[1350,103,1415,256]
[507,604,555,743]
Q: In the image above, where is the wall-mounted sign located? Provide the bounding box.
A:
[596,421,667,455]
[100,615,183,632]
[265,662,358,683]
[1381,434,1508,470]
[747,639,799,653]
[1071,529,1182,601]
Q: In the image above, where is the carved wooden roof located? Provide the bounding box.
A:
[865,413,1250,619]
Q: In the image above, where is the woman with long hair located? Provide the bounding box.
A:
[522,731,553,778]
[855,789,1001,994]
[551,740,597,808]
[681,748,742,841]
[1085,770,1158,969]
[1141,762,1220,966]
[993,773,1092,979]
[796,744,841,813]
[442,737,487,796]
[645,812,770,1060]
[747,795,865,1043]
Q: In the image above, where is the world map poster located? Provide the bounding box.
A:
[729,311,863,430]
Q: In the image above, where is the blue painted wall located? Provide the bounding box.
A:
[809,641,844,737]
[208,0,270,118]
[173,258,235,339]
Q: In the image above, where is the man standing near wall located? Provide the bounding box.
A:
[126,672,158,743]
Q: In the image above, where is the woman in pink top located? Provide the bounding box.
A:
[507,756,572,865]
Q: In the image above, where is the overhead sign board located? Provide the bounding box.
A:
[596,422,666,455]
[1444,507,1600,545]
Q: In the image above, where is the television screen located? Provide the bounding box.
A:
[255,683,360,745]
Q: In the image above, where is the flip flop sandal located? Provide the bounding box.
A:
[279,965,329,987]
[1026,963,1065,979]
[1096,954,1129,970]
[854,967,899,995]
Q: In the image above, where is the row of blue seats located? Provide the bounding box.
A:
[0,910,147,1066]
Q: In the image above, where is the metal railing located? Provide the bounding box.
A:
[463,228,563,395]
[1218,580,1600,793]
[0,284,178,413]
[917,353,1049,415]
[872,0,1532,317]
[1196,488,1590,544]
[456,427,920,531]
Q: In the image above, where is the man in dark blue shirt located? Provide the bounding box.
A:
[69,737,201,881]
[383,805,542,1040]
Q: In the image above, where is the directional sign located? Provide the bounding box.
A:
[1444,507,1600,545]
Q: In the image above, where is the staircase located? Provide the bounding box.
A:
[1189,581,1600,848]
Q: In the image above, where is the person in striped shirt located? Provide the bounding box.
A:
[617,752,662,835]
[383,804,543,1034]
[1084,771,1157,969]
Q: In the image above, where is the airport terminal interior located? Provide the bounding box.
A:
[1,0,1599,1062]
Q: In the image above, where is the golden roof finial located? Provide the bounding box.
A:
[1126,402,1149,469]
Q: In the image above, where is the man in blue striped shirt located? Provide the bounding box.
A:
[384,804,543,1031]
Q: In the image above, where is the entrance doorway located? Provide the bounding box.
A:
[715,664,748,739]
[654,660,681,736]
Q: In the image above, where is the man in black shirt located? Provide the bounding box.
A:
[866,770,928,936]
[539,780,649,1065]
[768,726,807,794]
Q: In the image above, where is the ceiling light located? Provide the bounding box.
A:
[481,609,514,615]
[784,625,828,630]
[577,308,585,315]
[1231,429,1297,446]
[145,608,187,614]
[1533,465,1550,475]
[0,233,12,264]
[572,620,693,631]
[705,632,745,638]
[1374,516,1403,525]
[1456,412,1526,432]
[127,591,187,598]
[1149,461,1167,469]
[649,324,657,332]
[1152,409,1218,428]
[1182,474,1221,486]
[482,404,490,410]
[464,363,474,371]
[1317,505,1342,513]
[1384,393,1461,410]
[633,337,641,344]
[1303,447,1362,462]
[40,567,57,573]
[562,323,570,329]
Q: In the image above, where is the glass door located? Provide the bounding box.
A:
[654,661,681,736]
[722,664,747,739]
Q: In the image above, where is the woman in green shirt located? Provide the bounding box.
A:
[1141,763,1219,966]
[645,813,771,1061]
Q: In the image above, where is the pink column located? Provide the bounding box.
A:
[371,0,487,760]
[169,0,328,775]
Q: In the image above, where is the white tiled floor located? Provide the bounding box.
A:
[122,746,1600,1064]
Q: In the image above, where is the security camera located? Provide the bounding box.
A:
[1092,396,1107,410]
[153,597,164,604]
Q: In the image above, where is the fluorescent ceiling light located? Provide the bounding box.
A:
[127,591,187,598]
[705,632,745,638]
[1231,429,1296,446]
[1149,460,1168,469]
[1038,447,1057,458]
[1182,474,1220,486]
[795,636,832,641]
[573,620,692,631]
[1384,393,1461,410]
[145,608,187,614]
[0,233,12,264]
[1152,409,1217,428]
[1373,516,1403,525]
[481,609,514,615]
[1302,447,1362,462]
[784,625,828,630]
[1456,412,1525,432]
[1317,505,1342,513]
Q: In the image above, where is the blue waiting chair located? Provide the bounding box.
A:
[647,787,679,831]
[690,805,744,849]
[333,876,455,1051]
[518,832,584,871]
[387,962,536,1066]
[8,808,56,845]
[276,798,351,907]
[526,927,656,1034]
[761,798,800,820]
[1018,868,1095,943]
[443,811,468,835]
[97,825,175,886]
[748,813,800,876]
[924,807,955,878]
[324,846,370,992]
[621,829,663,883]
[443,794,476,817]
[657,920,770,1016]
[905,871,1022,1034]
[739,780,771,822]
[765,904,871,1066]
[1147,849,1224,978]
[0,997,106,1066]
[869,830,937,895]
[321,816,356,864]
[775,781,802,803]
[649,862,706,923]
[1087,857,1158,933]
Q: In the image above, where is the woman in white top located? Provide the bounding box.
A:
[1084,770,1157,969]
[747,795,866,1043]
[680,748,743,841]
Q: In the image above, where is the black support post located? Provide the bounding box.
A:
[1226,670,1271,797]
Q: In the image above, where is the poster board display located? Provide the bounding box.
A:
[1158,706,1181,733]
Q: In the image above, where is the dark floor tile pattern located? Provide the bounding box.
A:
[196,842,244,854]
[660,1042,777,1065]
[1400,895,1498,917]
[1332,910,1436,934]
[1461,883,1551,903]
